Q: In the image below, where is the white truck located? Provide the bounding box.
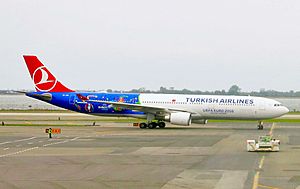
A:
[247,135,280,152]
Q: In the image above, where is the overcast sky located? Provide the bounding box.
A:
[1,0,300,92]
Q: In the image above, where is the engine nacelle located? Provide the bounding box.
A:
[192,119,208,124]
[165,112,192,126]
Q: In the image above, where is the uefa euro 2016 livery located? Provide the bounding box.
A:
[22,56,289,130]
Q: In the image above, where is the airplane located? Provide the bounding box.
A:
[22,55,289,130]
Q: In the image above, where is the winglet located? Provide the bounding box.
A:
[23,55,74,92]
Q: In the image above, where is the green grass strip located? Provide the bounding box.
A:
[209,119,300,123]
[3,124,85,127]
[0,109,70,113]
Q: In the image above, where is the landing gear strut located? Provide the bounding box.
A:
[257,121,264,130]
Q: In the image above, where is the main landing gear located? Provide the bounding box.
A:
[257,121,264,130]
[139,122,166,129]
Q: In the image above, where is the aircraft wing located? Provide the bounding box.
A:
[13,90,28,94]
[87,100,196,115]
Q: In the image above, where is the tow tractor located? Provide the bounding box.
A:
[247,135,280,152]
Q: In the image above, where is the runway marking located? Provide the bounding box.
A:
[70,137,80,141]
[252,171,260,189]
[27,142,33,145]
[253,122,278,189]
[252,156,266,189]
[43,137,80,147]
[3,148,9,151]
[259,156,265,169]
[0,137,36,146]
[0,147,39,158]
[269,123,276,136]
[0,137,80,158]
[257,184,280,189]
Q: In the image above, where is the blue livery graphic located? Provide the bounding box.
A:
[26,92,145,116]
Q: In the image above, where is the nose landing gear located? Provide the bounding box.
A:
[257,121,264,130]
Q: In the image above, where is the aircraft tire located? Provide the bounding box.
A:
[139,123,147,129]
[158,122,166,128]
[148,122,157,129]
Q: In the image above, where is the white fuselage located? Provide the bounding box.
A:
[138,94,289,120]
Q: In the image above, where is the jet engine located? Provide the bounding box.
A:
[165,112,192,126]
[192,119,208,124]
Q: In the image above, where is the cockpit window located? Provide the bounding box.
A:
[274,104,282,107]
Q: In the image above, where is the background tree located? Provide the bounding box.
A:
[228,85,241,95]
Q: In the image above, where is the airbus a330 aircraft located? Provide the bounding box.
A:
[22,55,289,130]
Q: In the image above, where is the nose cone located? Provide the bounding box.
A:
[273,106,289,118]
[282,106,290,115]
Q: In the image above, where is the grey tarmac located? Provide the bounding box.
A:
[0,113,299,188]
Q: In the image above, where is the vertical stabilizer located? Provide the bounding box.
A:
[23,55,74,92]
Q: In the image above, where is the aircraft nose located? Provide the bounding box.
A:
[282,106,289,114]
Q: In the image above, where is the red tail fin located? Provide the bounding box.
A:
[23,55,74,92]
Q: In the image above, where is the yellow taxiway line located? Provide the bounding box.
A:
[252,156,265,189]
[258,184,280,189]
[252,123,281,189]
[269,122,276,136]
